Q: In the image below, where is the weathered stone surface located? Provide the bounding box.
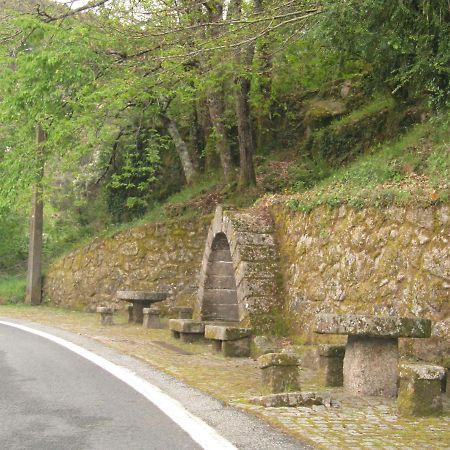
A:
[258,352,299,369]
[344,336,399,397]
[261,365,301,394]
[398,363,445,416]
[169,319,205,334]
[222,338,251,357]
[248,392,336,408]
[315,314,432,338]
[173,306,193,319]
[117,291,168,301]
[251,336,279,357]
[272,203,450,361]
[204,325,252,341]
[318,344,345,358]
[317,345,345,387]
[96,306,114,326]
[143,307,161,329]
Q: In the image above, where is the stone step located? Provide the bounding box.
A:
[202,304,240,322]
[209,249,232,262]
[206,261,234,276]
[205,275,236,290]
[203,288,238,305]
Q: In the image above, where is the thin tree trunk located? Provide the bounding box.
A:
[207,92,233,181]
[233,0,257,187]
[163,115,197,184]
[25,125,45,305]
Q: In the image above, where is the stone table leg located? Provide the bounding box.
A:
[132,302,145,324]
[343,335,398,397]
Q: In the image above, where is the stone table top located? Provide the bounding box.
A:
[116,290,168,302]
[315,314,432,338]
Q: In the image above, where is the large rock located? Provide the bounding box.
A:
[258,353,300,394]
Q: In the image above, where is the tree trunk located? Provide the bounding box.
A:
[25,125,45,305]
[207,92,233,181]
[163,115,197,184]
[233,0,257,187]
[235,75,256,187]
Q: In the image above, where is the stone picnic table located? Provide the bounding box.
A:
[117,290,168,324]
[315,314,432,397]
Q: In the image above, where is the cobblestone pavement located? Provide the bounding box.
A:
[1,306,449,449]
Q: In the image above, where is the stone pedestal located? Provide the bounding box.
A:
[344,336,398,397]
[258,353,300,394]
[97,307,114,326]
[205,325,252,357]
[143,307,161,329]
[398,364,445,416]
[318,344,345,387]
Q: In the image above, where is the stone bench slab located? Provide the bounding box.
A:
[315,314,431,338]
[169,319,205,334]
[258,353,299,369]
[117,290,168,301]
[204,325,251,341]
[399,363,445,381]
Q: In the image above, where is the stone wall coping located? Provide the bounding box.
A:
[318,344,346,358]
[117,290,168,301]
[169,319,205,334]
[204,325,252,341]
[399,363,446,381]
[315,314,432,338]
[258,352,299,369]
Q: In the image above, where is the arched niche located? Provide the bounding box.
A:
[201,232,239,322]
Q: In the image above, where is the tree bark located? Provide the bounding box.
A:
[233,0,257,187]
[25,125,45,305]
[162,115,197,184]
[207,92,233,181]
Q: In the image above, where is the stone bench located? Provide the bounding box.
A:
[258,353,301,394]
[315,314,432,397]
[204,325,252,357]
[96,306,114,326]
[169,319,205,343]
[398,363,445,416]
[143,307,161,329]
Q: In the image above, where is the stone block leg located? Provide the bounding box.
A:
[222,338,251,357]
[143,308,161,329]
[261,366,300,394]
[343,336,398,397]
[97,307,114,326]
[127,305,133,324]
[171,330,181,339]
[318,345,345,387]
[398,364,445,417]
[132,303,145,324]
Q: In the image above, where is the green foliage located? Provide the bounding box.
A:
[0,207,28,273]
[0,274,26,304]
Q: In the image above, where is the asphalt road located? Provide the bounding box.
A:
[0,319,310,450]
[0,322,206,450]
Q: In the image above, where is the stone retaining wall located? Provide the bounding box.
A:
[272,203,450,362]
[44,216,211,310]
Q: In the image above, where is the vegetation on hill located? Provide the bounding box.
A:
[0,1,449,302]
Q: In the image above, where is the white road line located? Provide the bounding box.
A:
[0,320,237,450]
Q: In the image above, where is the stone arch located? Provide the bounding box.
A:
[197,206,282,328]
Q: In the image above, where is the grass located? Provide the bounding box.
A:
[287,115,450,213]
[0,273,26,304]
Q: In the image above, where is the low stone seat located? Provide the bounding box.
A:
[143,307,161,329]
[96,306,114,326]
[204,325,252,357]
[315,314,432,397]
[258,353,301,394]
[169,319,205,343]
[317,344,345,387]
[398,363,445,416]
